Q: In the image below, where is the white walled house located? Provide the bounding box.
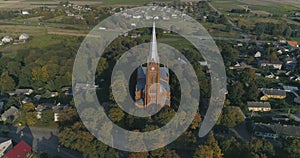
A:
[19,33,29,40]
[1,36,13,43]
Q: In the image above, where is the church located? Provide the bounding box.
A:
[135,22,171,108]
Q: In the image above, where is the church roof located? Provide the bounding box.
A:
[136,67,169,91]
[148,22,159,63]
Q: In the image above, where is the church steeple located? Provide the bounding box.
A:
[148,21,159,64]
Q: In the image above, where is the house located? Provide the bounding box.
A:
[21,11,29,15]
[272,115,289,121]
[61,87,72,96]
[287,40,298,48]
[259,60,282,70]
[19,34,29,40]
[277,50,283,54]
[14,89,34,96]
[294,97,300,104]
[265,72,275,79]
[0,137,12,157]
[254,51,261,58]
[253,123,300,139]
[282,85,298,92]
[21,97,31,104]
[42,90,59,98]
[247,102,271,112]
[260,88,286,100]
[1,106,19,122]
[13,39,26,45]
[1,36,13,43]
[4,140,32,158]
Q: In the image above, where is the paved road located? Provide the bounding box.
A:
[0,125,83,158]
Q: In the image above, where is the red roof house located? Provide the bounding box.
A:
[287,41,298,48]
[4,140,32,158]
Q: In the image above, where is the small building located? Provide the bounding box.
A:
[1,36,13,43]
[253,123,300,139]
[247,102,271,112]
[15,89,34,96]
[259,60,282,70]
[1,106,19,122]
[287,41,298,48]
[21,11,30,15]
[282,85,298,92]
[4,140,32,158]
[19,34,29,40]
[260,88,286,100]
[0,137,12,157]
[13,39,25,45]
[272,115,289,121]
[254,51,261,58]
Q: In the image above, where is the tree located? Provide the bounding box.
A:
[87,11,95,26]
[205,132,223,158]
[190,112,202,130]
[267,52,279,61]
[194,145,214,158]
[1,125,9,135]
[109,107,125,122]
[153,107,176,126]
[282,139,300,158]
[228,82,244,104]
[225,24,233,32]
[0,71,16,92]
[245,138,275,158]
[220,107,244,127]
[128,152,148,158]
[220,137,243,158]
[23,103,35,112]
[150,147,180,158]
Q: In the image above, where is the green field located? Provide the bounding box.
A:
[211,0,300,15]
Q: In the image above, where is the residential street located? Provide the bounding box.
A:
[0,125,83,158]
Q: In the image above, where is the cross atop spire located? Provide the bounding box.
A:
[148,21,159,64]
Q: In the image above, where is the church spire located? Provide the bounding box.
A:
[148,21,159,64]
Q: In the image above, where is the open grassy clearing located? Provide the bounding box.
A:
[211,0,300,15]
[239,0,300,8]
[0,24,47,37]
[0,0,59,10]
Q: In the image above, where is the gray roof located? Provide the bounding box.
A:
[0,137,11,143]
[254,123,300,137]
[136,67,169,91]
[1,106,18,121]
[262,89,286,97]
[247,102,271,108]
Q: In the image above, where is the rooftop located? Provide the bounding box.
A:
[247,102,271,108]
[4,140,31,158]
[254,123,300,138]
